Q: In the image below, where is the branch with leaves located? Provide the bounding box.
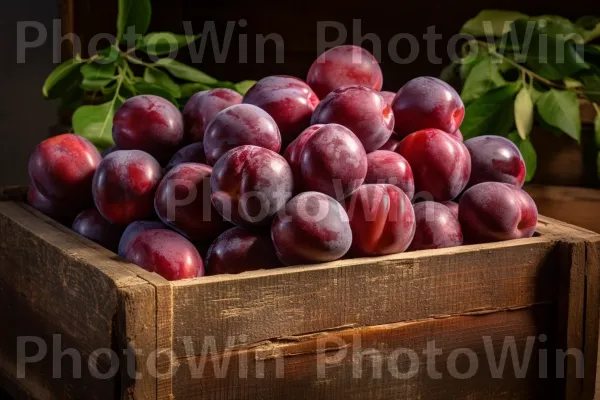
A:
[42,0,255,150]
[441,10,600,182]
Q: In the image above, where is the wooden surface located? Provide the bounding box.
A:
[1,188,600,399]
[526,185,600,234]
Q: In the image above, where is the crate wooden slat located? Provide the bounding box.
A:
[0,187,599,400]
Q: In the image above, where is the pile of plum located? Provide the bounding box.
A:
[27,45,537,281]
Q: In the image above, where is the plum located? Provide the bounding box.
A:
[205,227,282,275]
[380,91,396,106]
[345,184,415,256]
[211,145,293,226]
[27,185,80,225]
[459,182,538,243]
[283,124,324,192]
[398,128,471,202]
[125,229,204,280]
[311,85,394,152]
[442,201,459,218]
[378,135,402,152]
[92,150,163,225]
[113,95,184,164]
[464,135,526,188]
[408,202,463,251]
[271,191,352,265]
[183,88,242,143]
[155,163,229,241]
[296,124,367,200]
[118,220,167,257]
[365,150,414,200]
[243,75,320,145]
[72,208,125,252]
[391,77,464,136]
[165,142,207,171]
[28,133,101,205]
[307,45,383,99]
[203,104,282,165]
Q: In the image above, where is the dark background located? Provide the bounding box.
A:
[0,0,597,186]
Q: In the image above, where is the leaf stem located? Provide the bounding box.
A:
[473,40,568,90]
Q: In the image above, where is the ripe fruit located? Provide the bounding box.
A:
[459,182,538,243]
[365,150,415,200]
[307,45,383,98]
[311,85,394,152]
[125,229,204,280]
[28,133,101,205]
[211,145,294,226]
[165,142,207,171]
[112,95,184,164]
[203,104,282,165]
[205,227,282,274]
[345,184,415,256]
[118,220,167,258]
[378,135,402,152]
[398,128,471,202]
[464,135,526,188]
[92,150,163,225]
[271,191,352,265]
[294,124,367,200]
[380,91,396,106]
[72,208,125,252]
[155,163,229,241]
[183,88,242,143]
[243,75,320,145]
[392,77,464,136]
[27,186,80,225]
[442,201,459,218]
[408,202,463,251]
[283,124,323,193]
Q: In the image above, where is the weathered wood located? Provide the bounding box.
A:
[171,237,558,353]
[0,200,161,399]
[173,306,556,400]
[116,283,157,400]
[1,188,600,399]
[527,185,600,234]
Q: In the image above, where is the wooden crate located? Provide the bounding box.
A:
[1,186,600,400]
[526,184,600,234]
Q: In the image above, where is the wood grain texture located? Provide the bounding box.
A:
[583,238,600,399]
[171,238,558,354]
[117,283,157,400]
[527,185,600,234]
[0,200,163,399]
[173,306,556,400]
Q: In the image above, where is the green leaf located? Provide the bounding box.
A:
[179,83,211,99]
[564,77,583,89]
[460,83,521,140]
[116,0,152,43]
[461,55,507,103]
[514,87,534,140]
[508,132,537,182]
[500,20,588,80]
[72,101,120,148]
[233,80,257,95]
[575,16,600,43]
[461,10,528,37]
[154,58,218,85]
[580,74,600,104]
[143,68,181,98]
[133,82,179,107]
[42,59,83,98]
[536,89,581,142]
[80,62,117,91]
[138,32,200,55]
